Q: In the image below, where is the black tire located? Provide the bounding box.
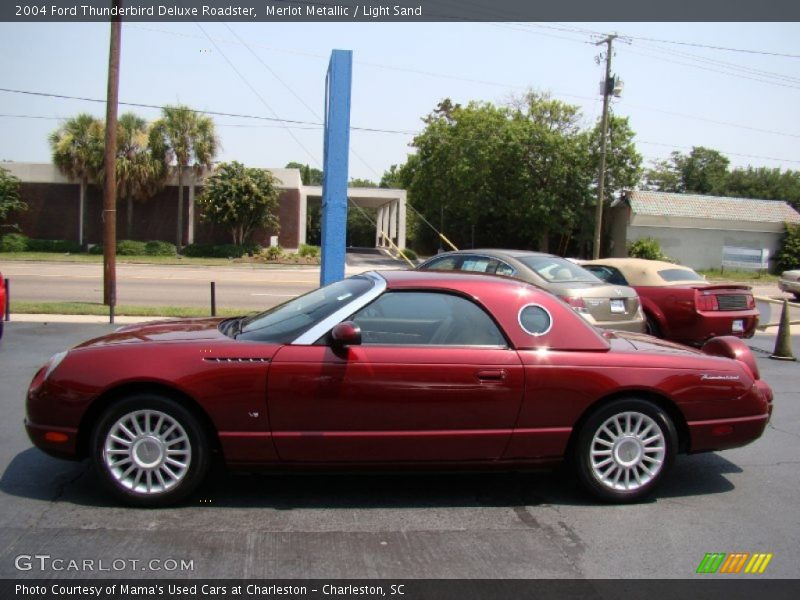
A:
[91,394,209,507]
[574,398,677,503]
[793,292,800,302]
[0,320,3,340]
[644,314,662,338]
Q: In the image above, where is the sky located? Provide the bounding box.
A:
[1,21,799,182]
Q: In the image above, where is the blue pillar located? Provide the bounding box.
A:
[320,49,352,286]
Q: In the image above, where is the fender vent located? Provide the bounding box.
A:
[203,357,271,363]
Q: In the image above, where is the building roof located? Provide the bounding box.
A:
[624,190,800,224]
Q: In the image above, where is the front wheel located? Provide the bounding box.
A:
[575,399,677,502]
[91,395,210,507]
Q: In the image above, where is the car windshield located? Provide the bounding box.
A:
[657,268,705,283]
[236,276,374,343]
[517,256,602,283]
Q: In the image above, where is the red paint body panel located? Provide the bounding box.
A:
[636,285,758,345]
[268,344,524,461]
[24,272,772,474]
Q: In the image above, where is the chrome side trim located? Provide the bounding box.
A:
[291,272,388,345]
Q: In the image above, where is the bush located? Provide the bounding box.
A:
[264,245,284,260]
[181,243,261,258]
[116,240,148,256]
[298,243,320,258]
[628,237,666,261]
[26,239,83,253]
[144,240,177,256]
[88,244,103,255]
[0,233,29,252]
[400,248,418,261]
[776,223,800,272]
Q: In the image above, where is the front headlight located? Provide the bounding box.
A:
[43,351,68,381]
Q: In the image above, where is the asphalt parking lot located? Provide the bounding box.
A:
[0,321,798,580]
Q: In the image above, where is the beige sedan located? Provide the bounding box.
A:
[778,270,800,301]
[417,250,645,333]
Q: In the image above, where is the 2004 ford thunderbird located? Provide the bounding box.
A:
[25,271,773,506]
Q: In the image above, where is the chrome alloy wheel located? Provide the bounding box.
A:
[103,409,192,495]
[590,411,666,492]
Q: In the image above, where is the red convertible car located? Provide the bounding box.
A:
[581,258,759,346]
[26,271,772,506]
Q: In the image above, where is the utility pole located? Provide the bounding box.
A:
[592,34,617,260]
[103,2,121,317]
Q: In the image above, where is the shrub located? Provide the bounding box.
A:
[400,248,418,261]
[26,239,83,253]
[0,233,29,252]
[181,243,261,258]
[88,244,103,255]
[776,223,800,272]
[144,240,177,256]
[627,237,666,261]
[298,243,320,258]
[264,245,284,260]
[116,240,148,256]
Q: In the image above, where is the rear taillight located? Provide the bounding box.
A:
[746,295,756,309]
[695,290,719,311]
[558,295,587,313]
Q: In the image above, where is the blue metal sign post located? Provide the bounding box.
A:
[320,49,352,286]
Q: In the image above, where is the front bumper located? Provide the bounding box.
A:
[25,418,79,459]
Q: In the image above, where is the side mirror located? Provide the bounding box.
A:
[331,321,362,348]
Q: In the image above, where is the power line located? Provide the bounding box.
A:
[194,21,321,166]
[0,87,417,134]
[125,23,800,138]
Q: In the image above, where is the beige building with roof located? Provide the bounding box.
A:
[610,190,800,270]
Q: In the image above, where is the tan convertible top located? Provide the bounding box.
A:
[581,258,705,287]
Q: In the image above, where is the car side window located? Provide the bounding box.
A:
[349,292,507,347]
[586,265,629,286]
[422,256,460,271]
[494,261,516,277]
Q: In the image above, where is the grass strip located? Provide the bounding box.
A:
[10,301,251,318]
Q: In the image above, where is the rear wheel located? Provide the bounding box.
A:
[793,292,800,302]
[575,398,677,502]
[91,394,209,507]
[644,314,662,338]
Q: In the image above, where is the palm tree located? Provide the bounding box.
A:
[49,114,104,246]
[150,106,218,247]
[99,113,169,238]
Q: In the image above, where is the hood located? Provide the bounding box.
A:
[75,318,230,348]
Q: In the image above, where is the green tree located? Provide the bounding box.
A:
[151,105,218,247]
[679,146,730,194]
[349,178,377,188]
[0,166,26,230]
[198,161,279,245]
[397,93,635,255]
[285,162,323,185]
[643,146,729,195]
[724,166,800,209]
[49,113,104,245]
[99,113,169,238]
[379,164,404,188]
[776,223,800,273]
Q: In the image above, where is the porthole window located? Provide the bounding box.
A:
[518,304,552,336]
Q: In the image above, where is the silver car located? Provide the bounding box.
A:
[417,249,645,333]
[778,269,800,301]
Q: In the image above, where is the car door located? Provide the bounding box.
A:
[267,290,525,462]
